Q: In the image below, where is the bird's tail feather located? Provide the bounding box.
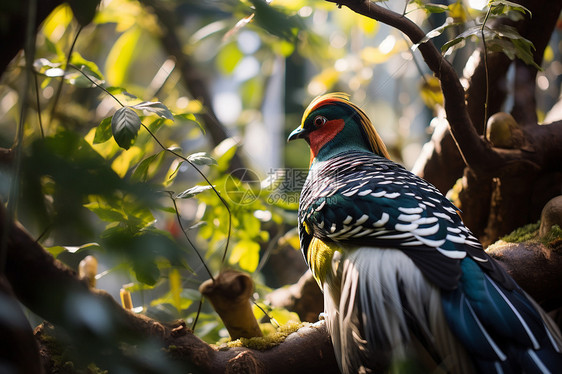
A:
[442,257,562,373]
[324,248,475,374]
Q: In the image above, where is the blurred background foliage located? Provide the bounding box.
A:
[1,0,561,353]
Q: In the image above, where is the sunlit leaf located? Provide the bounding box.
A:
[111,145,143,177]
[268,308,300,325]
[216,42,244,75]
[187,152,217,166]
[421,3,448,13]
[164,159,183,187]
[169,269,182,313]
[175,185,214,199]
[250,0,303,41]
[448,1,466,23]
[133,151,165,182]
[33,58,60,73]
[105,27,142,86]
[111,106,141,149]
[84,202,127,222]
[132,101,174,121]
[489,0,531,17]
[45,242,101,258]
[45,68,65,77]
[94,117,113,144]
[229,240,260,272]
[419,75,444,109]
[242,213,261,238]
[42,4,73,41]
[45,246,67,258]
[70,52,105,85]
[150,288,198,310]
[175,113,205,134]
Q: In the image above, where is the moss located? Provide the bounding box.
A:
[500,222,540,243]
[37,325,107,374]
[497,222,561,249]
[541,224,562,249]
[219,321,309,351]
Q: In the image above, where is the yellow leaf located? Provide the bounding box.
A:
[269,308,300,325]
[42,4,73,42]
[85,127,120,159]
[105,27,142,86]
[229,240,260,273]
[358,16,379,36]
[448,1,466,23]
[419,75,444,109]
[111,145,142,177]
[169,269,182,313]
[308,68,340,96]
[544,45,554,62]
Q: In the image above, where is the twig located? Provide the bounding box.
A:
[167,191,215,282]
[481,4,493,140]
[48,25,83,127]
[33,72,44,138]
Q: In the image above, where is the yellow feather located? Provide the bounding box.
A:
[302,93,391,159]
[307,237,338,287]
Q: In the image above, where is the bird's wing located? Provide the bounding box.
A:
[299,151,512,290]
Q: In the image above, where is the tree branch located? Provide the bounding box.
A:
[326,0,495,171]
[0,203,338,373]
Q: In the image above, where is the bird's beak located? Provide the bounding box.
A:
[287,126,308,142]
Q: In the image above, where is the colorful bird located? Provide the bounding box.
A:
[288,93,562,373]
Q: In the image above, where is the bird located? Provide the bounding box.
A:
[287,93,562,373]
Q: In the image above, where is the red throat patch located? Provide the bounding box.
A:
[309,119,345,164]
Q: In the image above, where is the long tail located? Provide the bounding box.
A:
[442,257,562,373]
[323,248,475,374]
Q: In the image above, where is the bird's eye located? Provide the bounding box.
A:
[314,116,327,127]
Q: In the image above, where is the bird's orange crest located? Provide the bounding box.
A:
[302,93,391,159]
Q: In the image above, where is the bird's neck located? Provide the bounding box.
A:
[311,137,371,166]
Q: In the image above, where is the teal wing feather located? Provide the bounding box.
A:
[299,150,511,291]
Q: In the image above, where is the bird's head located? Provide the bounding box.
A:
[288,93,390,164]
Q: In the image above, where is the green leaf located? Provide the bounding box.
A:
[489,0,531,17]
[187,152,217,166]
[94,117,113,144]
[84,202,126,222]
[175,185,214,199]
[111,107,141,149]
[216,42,244,75]
[70,51,104,80]
[413,19,458,51]
[164,160,184,186]
[45,246,67,258]
[174,113,205,134]
[133,259,160,286]
[132,101,174,121]
[133,151,165,182]
[422,3,449,13]
[45,242,101,258]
